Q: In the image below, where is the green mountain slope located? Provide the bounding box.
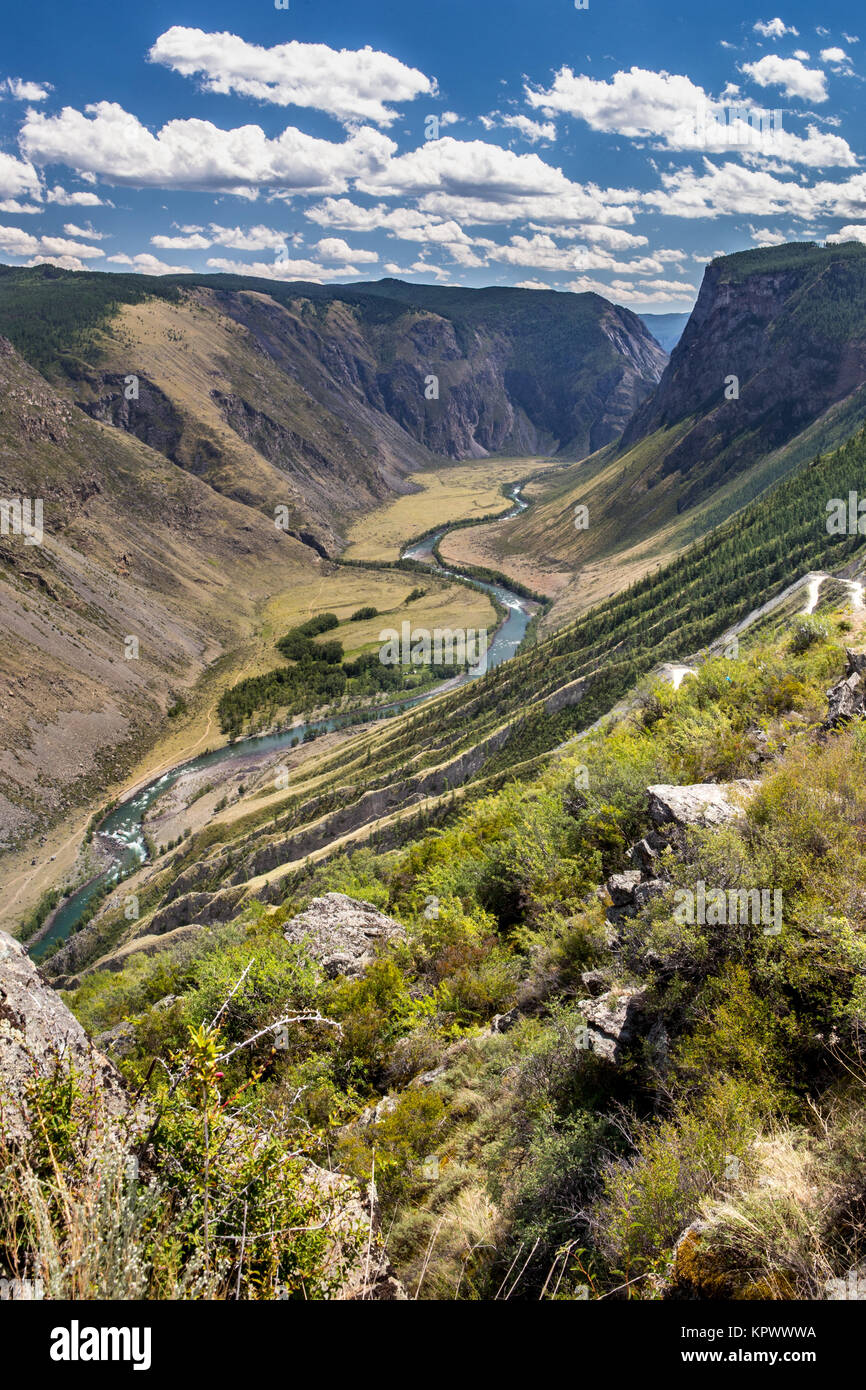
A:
[0,333,318,850]
[36,428,866,1305]
[48,416,866,986]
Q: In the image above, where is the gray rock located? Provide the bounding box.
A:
[630,838,659,872]
[283,893,405,979]
[633,878,668,909]
[357,1095,398,1129]
[578,987,647,1064]
[646,1018,670,1071]
[606,870,643,905]
[647,780,759,829]
[95,1020,137,1058]
[411,1065,448,1087]
[152,993,179,1011]
[143,886,245,939]
[825,650,866,728]
[302,1162,407,1300]
[490,1006,521,1034]
[0,932,128,1146]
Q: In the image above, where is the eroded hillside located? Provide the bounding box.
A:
[0,334,317,850]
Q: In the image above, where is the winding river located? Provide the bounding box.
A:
[29,484,534,960]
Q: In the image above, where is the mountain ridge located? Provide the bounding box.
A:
[440,241,866,624]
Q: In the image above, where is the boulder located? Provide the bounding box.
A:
[824,650,866,728]
[578,987,647,1064]
[302,1164,407,1300]
[603,869,667,924]
[152,993,180,1011]
[357,1095,398,1129]
[745,725,771,767]
[647,780,759,830]
[283,893,405,979]
[95,1020,138,1058]
[605,870,643,905]
[629,838,659,872]
[634,878,667,909]
[0,931,128,1146]
[490,1006,521,1034]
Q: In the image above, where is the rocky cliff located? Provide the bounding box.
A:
[438,242,866,626]
[0,268,667,515]
[621,241,866,508]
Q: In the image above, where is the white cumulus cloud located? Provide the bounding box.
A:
[820,47,851,64]
[313,236,378,264]
[148,27,434,127]
[0,224,103,260]
[741,55,828,101]
[827,224,866,244]
[44,184,107,206]
[0,151,40,200]
[106,252,191,274]
[753,19,799,39]
[2,76,52,101]
[482,112,556,142]
[525,65,848,165]
[21,102,397,199]
[205,254,367,282]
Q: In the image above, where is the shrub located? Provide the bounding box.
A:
[592,1077,764,1282]
[0,1041,354,1299]
[790,615,830,655]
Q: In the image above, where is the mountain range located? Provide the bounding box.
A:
[6,241,866,1307]
[4,239,866,863]
[0,266,667,847]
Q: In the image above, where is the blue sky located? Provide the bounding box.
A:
[0,0,864,310]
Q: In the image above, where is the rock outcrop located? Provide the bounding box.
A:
[621,244,866,515]
[824,649,866,728]
[578,987,649,1064]
[283,893,405,979]
[303,1164,407,1301]
[0,931,128,1145]
[647,780,759,830]
[143,887,246,939]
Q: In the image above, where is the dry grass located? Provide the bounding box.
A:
[343,457,559,562]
